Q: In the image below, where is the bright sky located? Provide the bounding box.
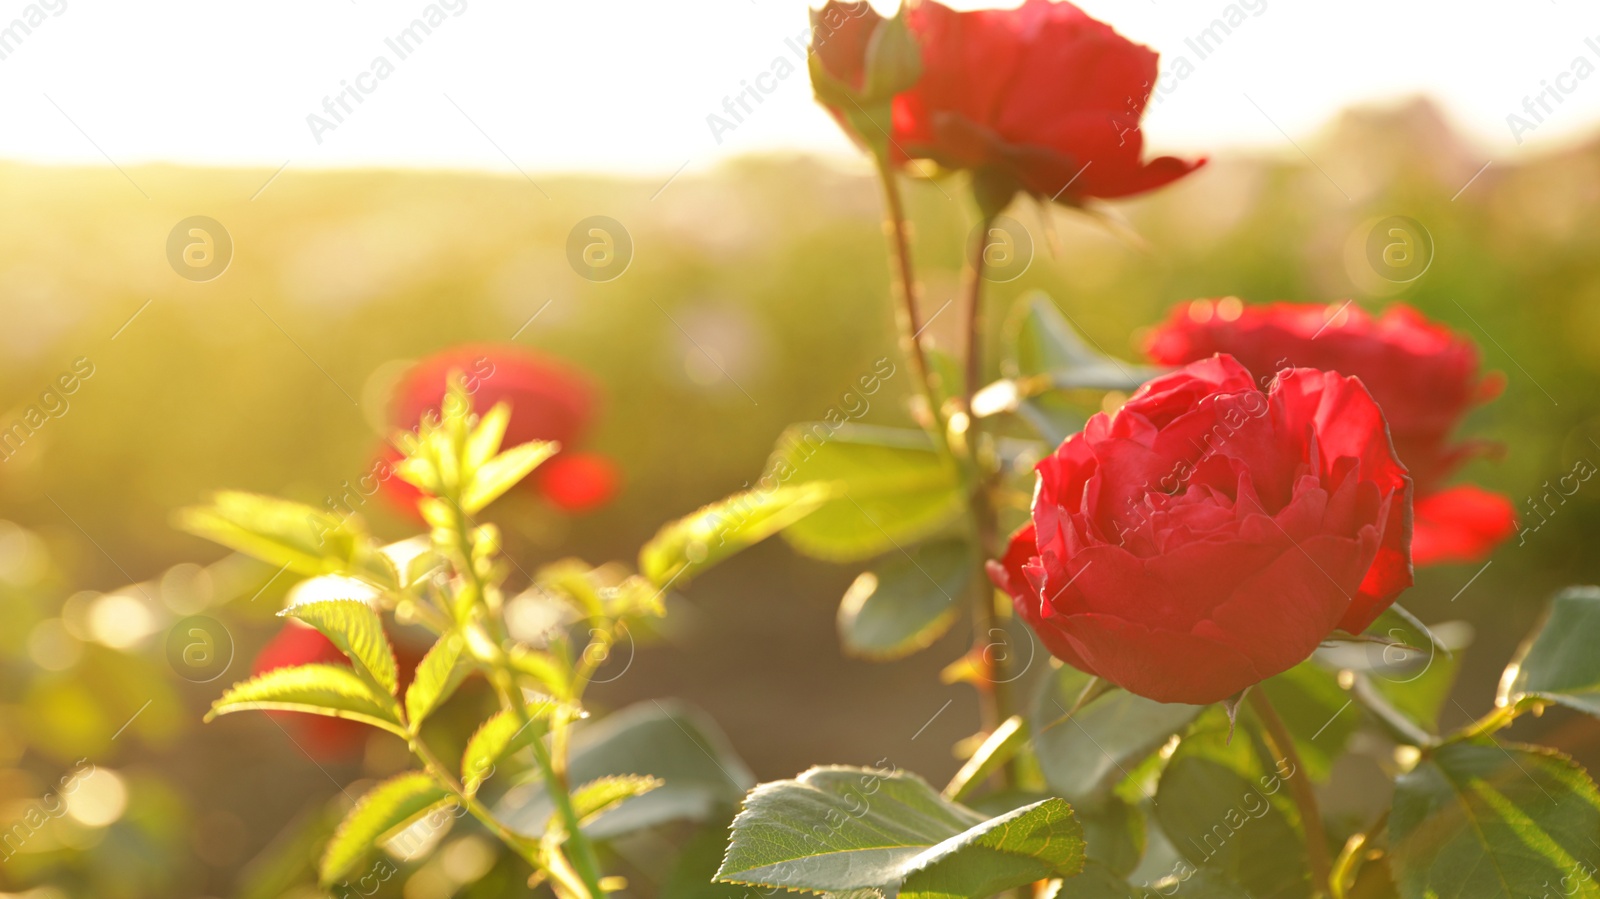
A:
[2,0,1599,175]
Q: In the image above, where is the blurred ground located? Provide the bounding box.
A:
[4,98,1600,896]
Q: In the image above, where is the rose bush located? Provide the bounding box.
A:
[989,355,1413,704]
[159,2,1600,896]
[1146,300,1515,564]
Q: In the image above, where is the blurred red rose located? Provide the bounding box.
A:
[391,344,595,450]
[251,622,420,760]
[989,355,1412,704]
[813,0,1204,204]
[536,452,620,513]
[379,344,619,516]
[1145,301,1514,565]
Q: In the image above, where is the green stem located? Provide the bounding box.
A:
[961,216,995,427]
[1249,689,1332,897]
[409,734,543,870]
[1442,701,1524,747]
[874,154,946,442]
[960,214,1018,786]
[1330,809,1388,899]
[449,499,606,899]
[489,669,606,898]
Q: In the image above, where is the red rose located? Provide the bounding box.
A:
[989,355,1412,704]
[1145,301,1514,565]
[379,345,619,516]
[252,622,421,759]
[815,0,1204,204]
[390,344,595,451]
[536,452,620,513]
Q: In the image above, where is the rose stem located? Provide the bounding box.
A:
[1248,689,1333,895]
[452,498,605,899]
[1329,808,1388,899]
[873,155,945,440]
[961,212,1019,783]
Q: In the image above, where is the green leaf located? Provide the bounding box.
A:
[281,600,399,697]
[1057,861,1245,898]
[460,440,558,514]
[944,715,1027,803]
[175,491,396,588]
[1034,665,1202,805]
[715,767,1083,897]
[1013,392,1087,446]
[1317,607,1468,742]
[663,814,761,899]
[508,645,572,700]
[1363,609,1468,734]
[640,484,831,588]
[1390,740,1600,899]
[404,633,469,726]
[319,772,453,886]
[1076,800,1146,880]
[899,800,1085,899]
[838,539,971,661]
[1051,861,1154,898]
[569,775,663,825]
[1499,585,1600,717]
[461,703,559,795]
[465,402,511,471]
[1153,712,1309,898]
[769,424,964,563]
[1006,293,1158,392]
[207,664,402,735]
[383,535,441,590]
[497,700,753,841]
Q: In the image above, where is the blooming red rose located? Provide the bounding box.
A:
[379,345,619,516]
[252,622,421,759]
[814,0,1204,204]
[989,355,1412,704]
[1145,301,1514,565]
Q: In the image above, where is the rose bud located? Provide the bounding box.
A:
[1145,301,1515,566]
[809,2,885,99]
[808,2,921,155]
[378,345,619,517]
[838,0,1204,208]
[989,355,1412,705]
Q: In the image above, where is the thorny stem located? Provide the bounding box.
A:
[874,155,946,443]
[1249,689,1333,897]
[875,160,1017,783]
[960,214,1019,786]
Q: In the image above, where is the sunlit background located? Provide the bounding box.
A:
[3,0,1600,173]
[6,0,1600,896]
